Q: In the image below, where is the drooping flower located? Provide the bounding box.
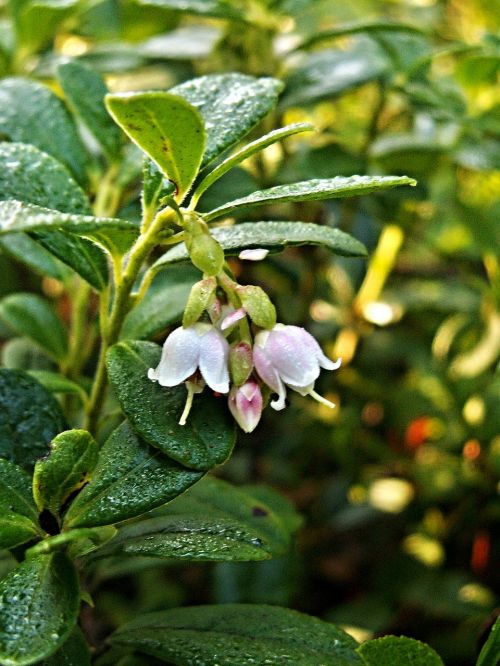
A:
[253,324,341,411]
[148,322,230,393]
[228,379,263,433]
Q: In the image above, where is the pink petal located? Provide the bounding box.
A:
[198,327,230,393]
[265,326,320,388]
[220,307,246,331]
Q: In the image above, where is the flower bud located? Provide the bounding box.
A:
[184,213,225,276]
[182,277,217,327]
[236,285,276,329]
[228,379,263,433]
[229,341,253,386]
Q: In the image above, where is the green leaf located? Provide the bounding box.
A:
[0,293,68,361]
[106,341,235,471]
[27,526,117,559]
[297,20,428,50]
[64,421,203,528]
[192,122,314,203]
[121,265,200,340]
[477,615,500,666]
[0,369,67,471]
[27,371,88,402]
[58,60,122,162]
[171,74,283,167]
[0,458,38,521]
[105,92,205,203]
[0,552,80,665]
[0,78,89,183]
[154,221,366,273]
[39,627,91,666]
[33,430,98,517]
[141,158,175,213]
[204,176,416,222]
[357,636,444,665]
[93,477,293,562]
[136,0,244,20]
[110,604,361,665]
[0,513,40,550]
[9,0,79,57]
[0,234,70,282]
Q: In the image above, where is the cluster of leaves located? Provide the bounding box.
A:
[0,0,498,665]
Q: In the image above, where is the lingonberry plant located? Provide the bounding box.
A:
[0,15,498,666]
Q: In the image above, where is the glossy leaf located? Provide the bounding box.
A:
[0,513,40,550]
[106,341,235,471]
[0,458,38,521]
[58,60,122,162]
[0,77,88,183]
[93,477,293,562]
[0,553,80,665]
[110,604,361,665]
[105,92,205,203]
[0,234,70,282]
[204,176,416,221]
[171,74,283,167]
[0,369,67,471]
[357,636,444,665]
[136,0,243,20]
[64,421,203,528]
[154,220,366,272]
[477,615,500,666]
[121,265,200,340]
[192,122,314,203]
[33,430,98,516]
[0,293,68,361]
[39,627,91,666]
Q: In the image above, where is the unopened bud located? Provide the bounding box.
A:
[228,379,263,433]
[229,341,253,386]
[183,277,217,327]
[185,223,224,276]
[236,285,276,329]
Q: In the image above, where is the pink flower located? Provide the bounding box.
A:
[228,379,263,433]
[253,324,341,410]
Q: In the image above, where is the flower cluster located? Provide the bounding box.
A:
[149,311,341,433]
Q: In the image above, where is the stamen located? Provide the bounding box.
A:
[308,389,336,409]
[179,384,196,425]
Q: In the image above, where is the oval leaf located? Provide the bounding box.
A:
[0,234,70,282]
[0,293,68,361]
[0,553,80,665]
[356,636,445,665]
[105,92,205,203]
[33,430,99,517]
[63,421,203,528]
[110,604,361,666]
[0,369,67,471]
[0,513,40,550]
[171,74,283,167]
[0,458,38,521]
[204,175,416,222]
[106,341,235,471]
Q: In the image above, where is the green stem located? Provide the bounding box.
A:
[62,279,92,380]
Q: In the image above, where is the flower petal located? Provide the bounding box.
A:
[198,327,230,393]
[266,326,320,387]
[149,326,199,387]
[253,344,287,411]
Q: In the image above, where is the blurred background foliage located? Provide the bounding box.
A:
[0,0,498,664]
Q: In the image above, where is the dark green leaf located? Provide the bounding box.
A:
[0,512,40,550]
[0,369,67,471]
[154,221,366,272]
[171,74,283,167]
[0,458,38,521]
[0,234,70,282]
[242,484,303,534]
[58,60,122,161]
[141,158,174,213]
[204,176,416,221]
[106,341,235,471]
[0,78,89,183]
[64,421,203,528]
[105,92,205,203]
[33,430,98,516]
[93,477,293,562]
[0,552,80,665]
[357,636,444,665]
[27,372,87,402]
[0,293,68,361]
[27,526,117,558]
[477,615,500,666]
[39,627,91,666]
[121,265,200,340]
[110,604,361,665]
[136,0,243,20]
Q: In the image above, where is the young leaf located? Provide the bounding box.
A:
[93,477,294,562]
[0,552,80,665]
[121,265,200,340]
[171,74,283,167]
[192,122,314,203]
[63,421,203,528]
[477,615,500,666]
[33,430,99,517]
[0,78,89,183]
[39,627,91,666]
[0,513,41,550]
[105,91,205,203]
[0,458,38,521]
[0,369,67,471]
[0,293,68,362]
[58,60,122,162]
[356,636,445,665]
[110,604,361,665]
[106,341,235,471]
[204,175,416,221]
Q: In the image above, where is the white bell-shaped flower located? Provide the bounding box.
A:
[253,324,341,411]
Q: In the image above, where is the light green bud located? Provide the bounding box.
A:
[236,285,277,329]
[184,214,225,276]
[229,341,253,386]
[182,277,217,327]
